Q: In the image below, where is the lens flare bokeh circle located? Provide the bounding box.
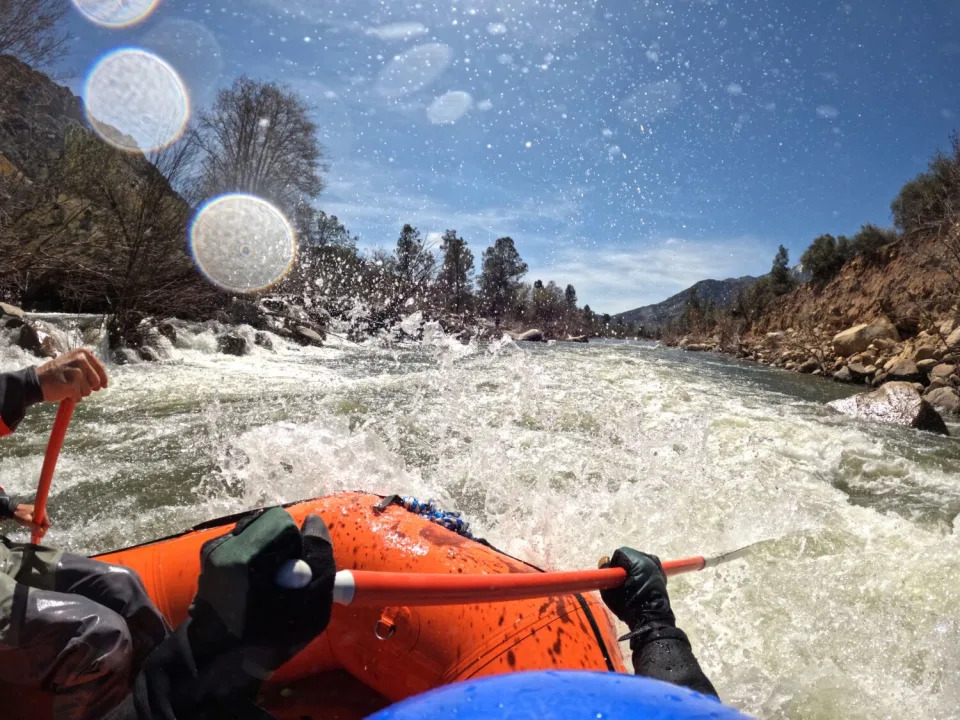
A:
[72,0,160,28]
[84,48,190,153]
[190,194,297,293]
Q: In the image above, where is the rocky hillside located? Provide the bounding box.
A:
[753,233,953,337]
[615,275,758,328]
[0,54,86,179]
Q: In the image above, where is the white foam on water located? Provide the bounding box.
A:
[1,323,959,718]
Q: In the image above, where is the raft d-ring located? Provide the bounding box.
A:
[374,607,405,640]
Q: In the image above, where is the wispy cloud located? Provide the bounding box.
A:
[365,22,428,40]
[527,239,774,313]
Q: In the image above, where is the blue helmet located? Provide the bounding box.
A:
[367,671,752,720]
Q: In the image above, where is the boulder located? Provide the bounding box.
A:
[833,323,900,357]
[254,331,274,351]
[827,382,948,435]
[137,345,163,362]
[847,363,873,382]
[833,367,854,383]
[157,321,177,344]
[798,358,819,374]
[40,333,64,358]
[217,333,249,356]
[912,344,937,362]
[294,325,324,347]
[924,387,960,416]
[927,377,950,392]
[685,343,713,352]
[947,327,960,351]
[112,348,138,365]
[566,335,589,343]
[871,338,898,352]
[0,302,24,319]
[939,318,957,338]
[883,359,926,385]
[15,323,43,355]
[917,359,939,374]
[0,302,25,328]
[515,329,544,342]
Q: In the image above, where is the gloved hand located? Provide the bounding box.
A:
[600,547,676,641]
[132,508,336,719]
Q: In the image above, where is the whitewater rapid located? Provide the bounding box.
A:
[1,318,959,719]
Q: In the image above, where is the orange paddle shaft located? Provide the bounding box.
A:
[32,399,76,544]
[332,556,708,607]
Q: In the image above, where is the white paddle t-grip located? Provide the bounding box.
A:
[274,562,355,605]
[274,559,313,589]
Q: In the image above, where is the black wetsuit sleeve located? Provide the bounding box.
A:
[630,625,719,698]
[0,368,42,518]
[0,368,43,436]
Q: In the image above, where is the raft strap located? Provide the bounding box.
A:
[374,495,473,538]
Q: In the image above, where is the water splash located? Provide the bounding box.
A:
[72,0,159,27]
[189,194,296,293]
[84,48,190,153]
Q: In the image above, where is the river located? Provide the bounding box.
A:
[1,317,959,720]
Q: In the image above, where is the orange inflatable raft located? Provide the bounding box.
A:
[9,491,626,719]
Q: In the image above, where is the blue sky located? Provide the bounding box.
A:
[62,0,960,313]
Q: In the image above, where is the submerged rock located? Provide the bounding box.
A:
[828,382,948,435]
[217,333,249,356]
[15,323,43,355]
[833,323,899,357]
[254,331,274,351]
[293,325,324,347]
[515,329,544,342]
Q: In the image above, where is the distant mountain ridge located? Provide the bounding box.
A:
[614,275,759,328]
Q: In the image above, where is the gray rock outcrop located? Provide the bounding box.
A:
[828,382,948,435]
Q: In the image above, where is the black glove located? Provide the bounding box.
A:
[131,508,336,719]
[601,547,676,641]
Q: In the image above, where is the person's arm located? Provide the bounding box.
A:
[0,367,44,437]
[104,508,336,720]
[1,350,109,533]
[601,547,718,698]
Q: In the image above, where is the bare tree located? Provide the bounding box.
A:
[193,77,327,216]
[0,0,70,68]
[54,126,223,326]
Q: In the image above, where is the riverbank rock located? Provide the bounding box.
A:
[515,329,544,342]
[0,302,25,328]
[833,366,854,383]
[931,364,956,381]
[947,327,960,351]
[217,333,248,356]
[827,382,949,435]
[832,322,900,357]
[924,387,960,415]
[566,335,589,343]
[882,359,926,385]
